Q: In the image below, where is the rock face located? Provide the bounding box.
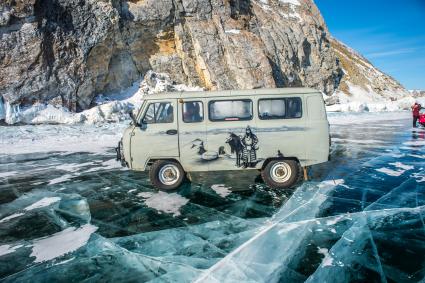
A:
[0,0,121,110]
[329,38,409,104]
[0,0,407,111]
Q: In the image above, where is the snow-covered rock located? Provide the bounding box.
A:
[327,96,425,113]
[3,71,203,125]
[331,38,409,102]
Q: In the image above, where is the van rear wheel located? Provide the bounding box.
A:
[150,160,185,190]
[261,160,300,189]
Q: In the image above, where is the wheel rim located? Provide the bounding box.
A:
[158,164,180,186]
[270,162,292,183]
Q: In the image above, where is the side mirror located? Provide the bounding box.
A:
[129,112,139,127]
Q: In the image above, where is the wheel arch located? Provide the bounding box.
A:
[146,158,183,168]
[261,157,300,170]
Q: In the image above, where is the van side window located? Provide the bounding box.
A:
[258,97,302,119]
[209,100,252,121]
[286,97,302,118]
[183,101,204,123]
[142,102,174,124]
[258,99,286,119]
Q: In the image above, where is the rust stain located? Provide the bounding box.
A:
[155,29,176,55]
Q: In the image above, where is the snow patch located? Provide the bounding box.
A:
[137,192,154,198]
[0,212,25,223]
[85,159,122,173]
[30,224,97,263]
[317,247,328,257]
[49,175,73,185]
[403,140,425,146]
[225,29,240,34]
[138,191,189,217]
[24,197,61,211]
[375,168,404,177]
[0,244,23,256]
[408,154,425,159]
[277,0,302,21]
[0,171,17,178]
[1,123,126,155]
[412,172,425,183]
[318,179,344,188]
[279,0,300,5]
[325,215,346,226]
[55,162,94,173]
[53,257,75,266]
[211,184,232,198]
[322,254,334,267]
[389,162,414,171]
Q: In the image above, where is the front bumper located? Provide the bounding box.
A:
[115,140,128,167]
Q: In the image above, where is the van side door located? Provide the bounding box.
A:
[206,97,256,171]
[130,99,179,170]
[178,99,208,172]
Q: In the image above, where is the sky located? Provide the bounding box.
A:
[315,0,425,90]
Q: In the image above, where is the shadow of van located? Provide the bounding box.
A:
[188,170,263,192]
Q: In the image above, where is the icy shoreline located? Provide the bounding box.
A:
[0,71,423,126]
[326,96,425,113]
[1,110,414,156]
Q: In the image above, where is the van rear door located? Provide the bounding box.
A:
[130,99,180,170]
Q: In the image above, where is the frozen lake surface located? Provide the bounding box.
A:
[0,112,424,282]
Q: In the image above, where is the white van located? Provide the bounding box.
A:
[116,88,330,190]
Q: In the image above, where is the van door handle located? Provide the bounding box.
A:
[166,129,178,135]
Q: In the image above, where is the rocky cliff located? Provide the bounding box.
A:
[0,0,407,112]
[329,38,409,104]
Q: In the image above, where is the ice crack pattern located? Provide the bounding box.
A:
[0,112,424,282]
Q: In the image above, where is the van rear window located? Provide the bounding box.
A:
[259,97,302,120]
[209,100,253,121]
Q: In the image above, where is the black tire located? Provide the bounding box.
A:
[149,160,185,190]
[261,159,300,189]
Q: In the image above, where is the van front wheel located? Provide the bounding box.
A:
[261,160,300,189]
[150,160,185,190]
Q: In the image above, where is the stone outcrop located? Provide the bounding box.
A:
[0,0,407,111]
[329,38,409,104]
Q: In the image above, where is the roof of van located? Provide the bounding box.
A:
[144,87,320,99]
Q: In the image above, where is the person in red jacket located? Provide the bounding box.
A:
[412,102,421,127]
